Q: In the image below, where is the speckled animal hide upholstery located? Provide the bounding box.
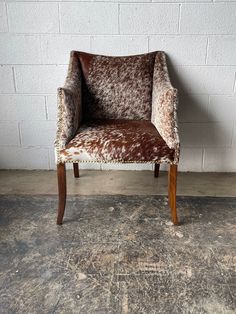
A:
[55,51,180,165]
[59,120,175,163]
[55,51,82,150]
[80,52,156,120]
[151,52,180,163]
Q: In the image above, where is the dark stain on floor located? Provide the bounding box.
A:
[0,195,235,313]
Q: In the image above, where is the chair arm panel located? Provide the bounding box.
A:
[55,51,82,152]
[151,52,180,163]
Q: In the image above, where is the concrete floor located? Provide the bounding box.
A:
[0,170,236,197]
[1,170,236,313]
[0,194,235,313]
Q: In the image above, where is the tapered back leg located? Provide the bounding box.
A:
[73,163,80,178]
[154,164,160,177]
[168,164,178,225]
[57,163,67,225]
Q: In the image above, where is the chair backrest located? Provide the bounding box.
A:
[78,51,157,121]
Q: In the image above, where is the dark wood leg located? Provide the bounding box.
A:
[168,164,178,225]
[73,163,79,178]
[57,163,66,225]
[154,164,160,177]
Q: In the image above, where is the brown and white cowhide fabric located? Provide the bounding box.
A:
[55,51,82,150]
[151,52,180,163]
[55,51,180,165]
[79,52,156,121]
[59,120,175,163]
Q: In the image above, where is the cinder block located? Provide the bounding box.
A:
[179,122,233,148]
[149,36,207,65]
[60,3,118,34]
[0,121,20,146]
[46,95,57,120]
[101,163,153,171]
[48,148,57,170]
[178,94,209,123]
[91,35,148,55]
[175,66,235,94]
[41,35,91,64]
[207,36,236,65]
[178,148,203,172]
[208,96,236,122]
[58,0,149,1]
[79,163,102,170]
[0,3,8,32]
[203,148,236,172]
[180,3,236,34]
[20,120,56,147]
[0,95,46,121]
[7,2,59,33]
[232,122,236,147]
[0,147,49,170]
[14,65,67,94]
[120,4,179,34]
[0,66,15,93]
[0,34,41,64]
[153,0,210,1]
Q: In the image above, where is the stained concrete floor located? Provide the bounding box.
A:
[0,170,236,197]
[0,170,236,313]
[0,194,236,313]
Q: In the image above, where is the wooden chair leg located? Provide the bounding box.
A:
[168,164,178,225]
[57,163,67,225]
[154,164,160,177]
[73,163,79,178]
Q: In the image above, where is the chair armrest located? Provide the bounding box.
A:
[151,52,180,163]
[55,51,82,152]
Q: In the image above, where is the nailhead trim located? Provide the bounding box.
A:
[56,152,177,165]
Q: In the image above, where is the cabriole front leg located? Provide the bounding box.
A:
[57,163,67,225]
[168,164,178,225]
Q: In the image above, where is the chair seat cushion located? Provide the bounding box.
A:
[59,120,175,163]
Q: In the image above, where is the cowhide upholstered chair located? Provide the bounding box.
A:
[55,51,180,225]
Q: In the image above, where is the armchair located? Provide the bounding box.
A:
[55,51,180,225]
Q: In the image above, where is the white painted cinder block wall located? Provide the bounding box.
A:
[0,0,236,171]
